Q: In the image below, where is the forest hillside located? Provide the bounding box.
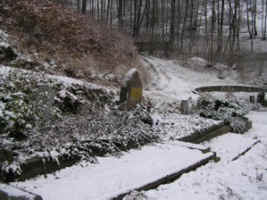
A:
[0,0,139,85]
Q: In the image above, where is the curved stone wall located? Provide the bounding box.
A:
[195,85,266,93]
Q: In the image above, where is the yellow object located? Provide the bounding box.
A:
[130,87,142,102]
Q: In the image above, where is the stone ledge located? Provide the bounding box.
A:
[178,122,231,144]
[0,153,81,183]
[0,183,43,200]
[195,85,266,93]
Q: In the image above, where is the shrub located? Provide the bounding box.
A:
[0,92,35,139]
[197,93,251,133]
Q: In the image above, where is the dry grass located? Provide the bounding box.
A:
[0,0,140,85]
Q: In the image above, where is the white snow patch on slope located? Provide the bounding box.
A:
[142,56,237,102]
[0,65,115,92]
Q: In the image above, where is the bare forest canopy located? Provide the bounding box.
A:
[58,0,267,63]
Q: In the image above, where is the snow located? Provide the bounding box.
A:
[0,65,115,93]
[48,73,114,92]
[0,65,11,77]
[1,25,266,200]
[0,29,9,46]
[142,56,238,103]
[144,111,267,200]
[48,74,85,86]
[202,133,259,162]
[0,29,8,40]
[58,89,78,101]
[152,113,222,141]
[122,68,137,87]
[0,101,5,116]
[12,142,213,200]
[0,41,10,48]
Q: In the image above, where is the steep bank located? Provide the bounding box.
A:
[0,0,140,85]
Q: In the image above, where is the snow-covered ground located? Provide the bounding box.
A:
[144,111,267,200]
[141,56,247,140]
[11,111,267,200]
[143,56,238,103]
[12,142,214,200]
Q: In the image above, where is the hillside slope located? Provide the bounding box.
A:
[0,0,138,85]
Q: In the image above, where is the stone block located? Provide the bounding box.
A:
[181,98,193,115]
[120,68,143,110]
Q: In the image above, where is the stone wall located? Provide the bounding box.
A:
[195,85,266,93]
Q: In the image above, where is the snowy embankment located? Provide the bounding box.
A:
[13,142,214,200]
[142,56,238,102]
[144,111,267,200]
[0,65,113,92]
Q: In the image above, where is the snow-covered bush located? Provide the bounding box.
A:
[0,160,23,182]
[77,104,158,154]
[0,92,35,139]
[197,93,251,133]
[54,89,82,114]
[197,94,250,121]
[0,70,62,140]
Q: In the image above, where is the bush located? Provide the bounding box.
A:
[198,94,250,120]
[197,94,251,133]
[0,70,61,140]
[0,92,35,139]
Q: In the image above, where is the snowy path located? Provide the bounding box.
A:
[13,142,214,200]
[144,111,267,200]
[142,57,237,102]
